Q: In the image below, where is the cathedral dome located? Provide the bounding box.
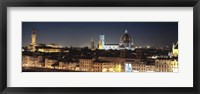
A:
[119,30,134,49]
[121,32,132,43]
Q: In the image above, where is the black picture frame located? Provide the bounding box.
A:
[0,0,200,94]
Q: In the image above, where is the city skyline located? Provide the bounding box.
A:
[22,22,179,72]
[22,22,178,48]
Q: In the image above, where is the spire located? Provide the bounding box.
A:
[174,41,178,49]
[172,41,178,49]
[125,29,128,33]
[32,28,36,34]
[91,37,94,42]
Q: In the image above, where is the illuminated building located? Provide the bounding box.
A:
[58,58,79,71]
[98,41,102,49]
[65,62,79,71]
[98,29,134,50]
[101,62,115,72]
[59,61,66,69]
[22,55,44,67]
[45,58,58,68]
[98,57,126,72]
[27,28,64,53]
[132,62,155,72]
[100,35,105,48]
[93,61,123,72]
[145,64,155,72]
[145,42,179,72]
[37,46,62,53]
[22,55,37,67]
[31,29,36,46]
[119,29,134,50]
[29,29,37,52]
[155,58,178,72]
[36,44,63,53]
[79,59,93,72]
[124,59,138,72]
[92,62,103,72]
[98,35,105,49]
[90,37,95,50]
[79,57,128,72]
[132,62,145,72]
[125,63,133,72]
[172,41,178,57]
[92,61,114,72]
[104,44,119,50]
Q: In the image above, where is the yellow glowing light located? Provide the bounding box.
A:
[115,65,121,72]
[102,68,107,72]
[109,68,114,72]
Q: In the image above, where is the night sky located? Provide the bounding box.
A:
[22,22,178,48]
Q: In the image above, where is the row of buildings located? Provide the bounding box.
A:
[22,50,178,72]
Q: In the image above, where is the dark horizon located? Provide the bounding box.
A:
[22,22,178,48]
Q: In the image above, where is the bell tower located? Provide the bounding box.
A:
[90,37,95,50]
[31,28,36,46]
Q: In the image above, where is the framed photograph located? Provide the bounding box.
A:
[0,0,200,94]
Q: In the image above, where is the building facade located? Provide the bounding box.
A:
[45,58,58,68]
[155,58,178,72]
[79,59,93,72]
[22,55,44,67]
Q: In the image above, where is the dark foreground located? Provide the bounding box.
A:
[22,67,82,72]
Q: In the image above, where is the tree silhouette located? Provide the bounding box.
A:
[51,61,59,69]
